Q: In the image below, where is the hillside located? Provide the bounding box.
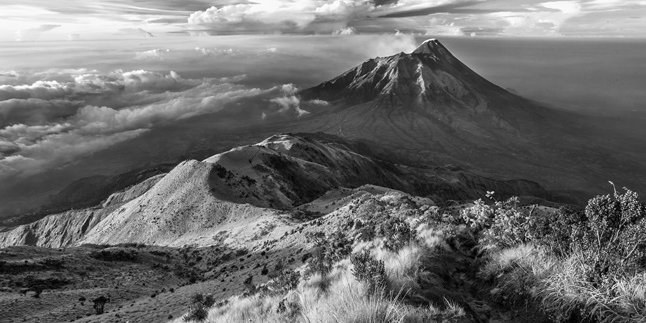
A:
[0,133,551,249]
[296,39,646,197]
[0,185,559,323]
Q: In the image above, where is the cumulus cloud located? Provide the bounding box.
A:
[188,2,318,32]
[135,49,172,60]
[187,0,476,34]
[333,26,358,35]
[183,0,646,37]
[426,16,465,36]
[0,70,197,102]
[265,83,331,118]
[0,69,280,177]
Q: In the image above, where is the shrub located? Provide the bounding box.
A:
[92,296,109,315]
[305,247,333,278]
[376,217,413,251]
[243,274,256,295]
[351,251,388,295]
[461,196,533,249]
[184,293,215,322]
[304,231,351,278]
[89,248,137,262]
[276,297,301,319]
[39,258,64,268]
[327,231,353,260]
[527,206,585,256]
[184,305,208,322]
[266,269,300,295]
[571,189,646,281]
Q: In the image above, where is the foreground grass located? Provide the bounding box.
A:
[175,223,469,323]
[175,189,646,323]
[482,245,646,323]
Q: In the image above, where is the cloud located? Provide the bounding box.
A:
[15,24,61,41]
[314,0,373,18]
[187,0,479,34]
[269,84,311,118]
[0,69,277,177]
[540,1,581,14]
[135,49,172,60]
[0,70,199,103]
[426,16,466,36]
[0,98,81,128]
[333,26,358,35]
[2,0,646,41]
[0,139,19,158]
[188,3,318,32]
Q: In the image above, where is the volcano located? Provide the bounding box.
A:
[293,39,645,198]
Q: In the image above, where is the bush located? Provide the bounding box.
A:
[89,248,137,262]
[263,269,300,295]
[376,217,413,251]
[276,297,301,319]
[304,231,352,278]
[464,188,646,278]
[461,196,532,249]
[92,296,109,315]
[351,251,388,295]
[479,188,646,322]
[527,206,585,256]
[572,189,646,281]
[184,293,215,322]
[184,305,208,322]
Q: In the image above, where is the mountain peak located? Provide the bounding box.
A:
[301,38,522,111]
[412,38,450,56]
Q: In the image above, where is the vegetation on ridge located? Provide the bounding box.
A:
[176,187,646,323]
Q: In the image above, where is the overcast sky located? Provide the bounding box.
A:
[1,0,645,41]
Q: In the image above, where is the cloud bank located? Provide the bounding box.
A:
[2,0,645,40]
[0,68,300,178]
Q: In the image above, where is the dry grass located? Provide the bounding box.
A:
[483,245,646,323]
[180,242,468,323]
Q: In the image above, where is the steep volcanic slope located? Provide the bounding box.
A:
[0,133,550,248]
[295,39,646,195]
[300,39,554,138]
[0,175,164,248]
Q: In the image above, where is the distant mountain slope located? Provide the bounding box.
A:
[0,133,550,249]
[296,39,646,195]
[0,175,164,248]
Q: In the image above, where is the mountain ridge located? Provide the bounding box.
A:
[0,133,552,249]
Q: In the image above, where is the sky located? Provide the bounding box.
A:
[1,0,645,41]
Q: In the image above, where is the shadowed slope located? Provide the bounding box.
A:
[0,133,550,249]
[296,39,645,196]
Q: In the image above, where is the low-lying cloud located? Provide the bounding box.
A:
[0,68,301,178]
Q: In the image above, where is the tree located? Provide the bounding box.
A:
[92,296,109,315]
